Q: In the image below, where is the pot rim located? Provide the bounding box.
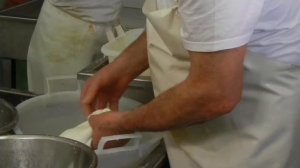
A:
[0,134,97,168]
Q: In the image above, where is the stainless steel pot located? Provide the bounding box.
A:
[0,135,97,168]
[0,98,18,134]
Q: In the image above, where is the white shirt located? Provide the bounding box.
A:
[47,0,122,24]
[160,0,300,65]
[48,0,300,64]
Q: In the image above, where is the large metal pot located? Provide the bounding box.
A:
[0,135,97,168]
[0,98,18,134]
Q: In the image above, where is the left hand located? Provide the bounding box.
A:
[88,111,132,149]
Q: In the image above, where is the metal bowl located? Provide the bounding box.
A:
[0,135,97,168]
[0,98,18,135]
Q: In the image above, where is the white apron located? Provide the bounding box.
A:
[27,0,106,94]
[143,0,300,167]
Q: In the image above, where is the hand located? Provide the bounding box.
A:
[88,111,132,149]
[81,32,148,116]
[80,64,132,116]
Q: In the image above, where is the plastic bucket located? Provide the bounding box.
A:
[101,28,143,62]
[14,75,142,135]
[101,26,154,103]
[14,91,142,135]
[95,133,161,168]
[101,27,150,77]
[14,71,161,168]
[14,91,161,168]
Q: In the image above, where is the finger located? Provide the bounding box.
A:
[109,99,119,111]
[97,96,108,110]
[91,132,102,150]
[80,91,96,116]
[88,115,99,149]
[81,91,96,116]
[80,78,95,101]
[80,79,102,116]
[88,116,101,149]
[81,101,95,117]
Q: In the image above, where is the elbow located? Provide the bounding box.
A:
[184,77,244,121]
[201,90,242,118]
[217,97,241,115]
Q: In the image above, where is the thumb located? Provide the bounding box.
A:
[91,131,102,150]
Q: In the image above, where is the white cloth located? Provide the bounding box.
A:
[158,0,300,65]
[47,0,122,24]
[143,0,300,168]
[27,0,106,94]
[60,108,111,146]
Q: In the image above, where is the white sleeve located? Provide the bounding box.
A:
[178,0,265,52]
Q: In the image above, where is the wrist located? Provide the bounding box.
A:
[109,57,139,81]
[119,111,138,132]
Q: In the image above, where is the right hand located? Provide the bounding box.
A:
[88,111,132,149]
[81,32,148,116]
[80,63,132,116]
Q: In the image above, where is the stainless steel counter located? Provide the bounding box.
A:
[0,0,41,60]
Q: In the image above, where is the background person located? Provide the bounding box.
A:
[27,0,122,94]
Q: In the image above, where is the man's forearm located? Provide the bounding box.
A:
[121,79,235,132]
[111,31,149,80]
[119,48,245,132]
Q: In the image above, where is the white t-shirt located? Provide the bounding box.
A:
[160,0,300,65]
[47,0,122,24]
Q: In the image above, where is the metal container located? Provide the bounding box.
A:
[0,98,18,135]
[0,135,97,168]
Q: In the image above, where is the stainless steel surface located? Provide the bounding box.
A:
[0,88,36,106]
[78,56,154,103]
[0,98,18,135]
[0,0,42,60]
[0,135,97,168]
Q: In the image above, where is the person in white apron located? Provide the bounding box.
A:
[27,0,122,94]
[81,0,300,167]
